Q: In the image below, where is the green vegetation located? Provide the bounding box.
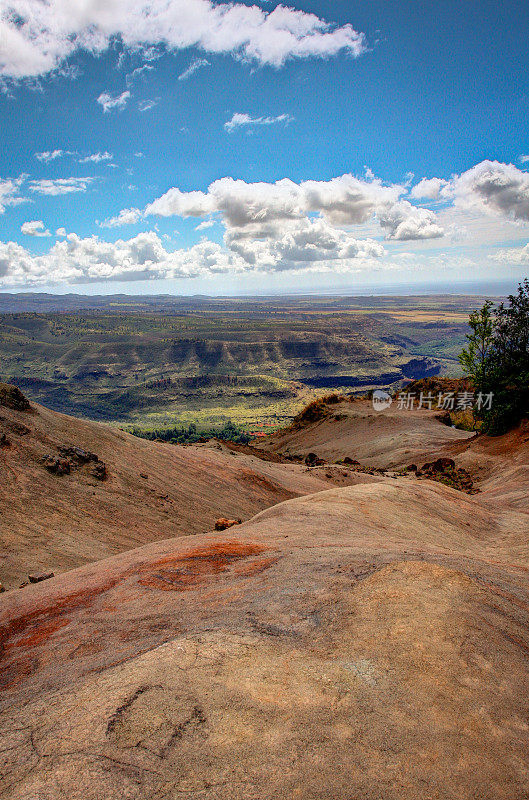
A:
[0,295,481,428]
[130,420,251,445]
[459,280,529,434]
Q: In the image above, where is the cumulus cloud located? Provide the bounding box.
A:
[195,219,215,230]
[490,243,529,265]
[225,217,384,270]
[21,220,51,237]
[79,151,113,163]
[178,58,210,81]
[0,224,385,288]
[29,177,94,195]
[520,155,529,164]
[146,187,216,219]
[377,201,445,241]
[144,173,443,240]
[0,0,367,80]
[224,112,293,132]
[96,90,130,113]
[410,177,448,200]
[100,207,143,228]
[442,160,529,222]
[56,227,66,237]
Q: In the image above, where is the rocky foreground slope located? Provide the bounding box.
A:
[0,385,349,590]
[1,389,529,799]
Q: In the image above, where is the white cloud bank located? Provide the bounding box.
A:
[0,0,367,80]
[143,173,443,241]
[491,243,529,265]
[0,227,384,288]
[2,159,528,288]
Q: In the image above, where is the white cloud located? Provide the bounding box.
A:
[35,149,70,163]
[490,243,529,265]
[178,58,210,81]
[56,227,66,237]
[410,177,448,200]
[126,64,154,86]
[21,220,51,237]
[377,201,444,241]
[0,1,367,80]
[146,187,216,219]
[29,177,94,195]
[0,223,385,288]
[195,219,215,230]
[138,98,159,112]
[224,112,293,132]
[225,217,384,270]
[100,207,143,228]
[144,173,440,241]
[520,155,529,164]
[96,90,130,113]
[79,151,113,163]
[0,175,26,213]
[442,160,529,222]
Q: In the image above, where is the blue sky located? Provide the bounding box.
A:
[0,0,528,294]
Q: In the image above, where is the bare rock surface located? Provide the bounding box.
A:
[0,398,350,590]
[1,469,529,798]
[260,398,475,469]
[1,394,529,798]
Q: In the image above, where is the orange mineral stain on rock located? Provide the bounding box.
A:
[137,540,271,591]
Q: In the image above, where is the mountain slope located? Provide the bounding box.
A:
[1,387,529,799]
[260,396,475,468]
[0,387,342,590]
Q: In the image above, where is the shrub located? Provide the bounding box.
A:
[459,280,529,434]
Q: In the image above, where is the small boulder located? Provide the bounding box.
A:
[91,461,107,480]
[305,452,325,467]
[406,464,418,472]
[0,582,5,593]
[59,445,98,463]
[215,518,242,531]
[343,456,361,466]
[43,456,71,475]
[0,432,9,447]
[28,571,54,584]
